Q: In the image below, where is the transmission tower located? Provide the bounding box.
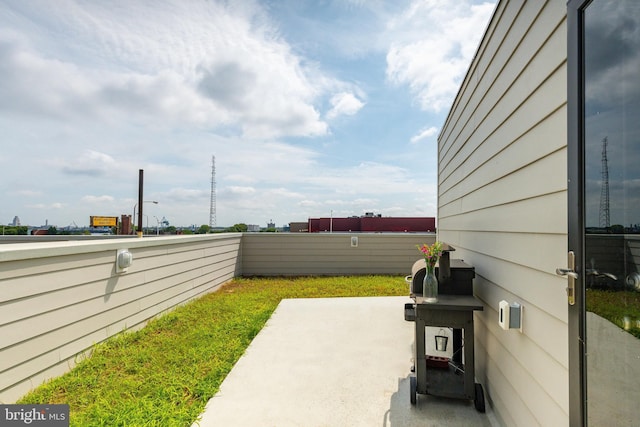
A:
[210,155,217,229]
[599,137,610,229]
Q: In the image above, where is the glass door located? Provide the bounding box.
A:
[568,0,640,425]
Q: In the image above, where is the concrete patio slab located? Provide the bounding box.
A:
[193,296,495,427]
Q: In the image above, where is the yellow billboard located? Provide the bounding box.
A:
[90,216,118,227]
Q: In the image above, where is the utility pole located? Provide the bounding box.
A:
[599,137,610,229]
[137,169,144,237]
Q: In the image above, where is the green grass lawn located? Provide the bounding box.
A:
[587,288,640,338]
[18,276,407,427]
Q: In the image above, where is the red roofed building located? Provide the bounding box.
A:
[307,214,435,233]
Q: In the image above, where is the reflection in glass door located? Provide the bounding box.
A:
[583,0,640,424]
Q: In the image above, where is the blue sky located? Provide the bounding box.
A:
[0,0,496,228]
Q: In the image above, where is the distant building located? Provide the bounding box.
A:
[119,215,133,235]
[289,222,308,232]
[11,216,20,226]
[307,215,435,233]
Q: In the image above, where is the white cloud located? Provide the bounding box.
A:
[223,141,320,185]
[225,174,257,184]
[26,203,64,210]
[299,200,323,208]
[160,188,210,202]
[81,195,115,203]
[410,126,439,144]
[0,0,331,138]
[10,190,42,197]
[326,92,365,120]
[267,188,305,199]
[385,1,495,112]
[226,186,257,196]
[0,0,455,227]
[302,161,422,198]
[59,150,117,177]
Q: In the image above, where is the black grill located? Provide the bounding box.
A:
[407,251,475,296]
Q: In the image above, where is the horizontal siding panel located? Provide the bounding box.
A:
[440,150,567,219]
[2,271,200,347]
[2,287,197,401]
[454,231,567,278]
[463,251,566,321]
[475,321,569,426]
[440,1,565,176]
[441,0,525,148]
[139,251,237,285]
[0,250,115,279]
[440,59,567,194]
[0,235,242,402]
[474,274,568,365]
[1,298,147,373]
[440,106,567,208]
[441,0,532,168]
[242,255,423,264]
[0,240,241,303]
[1,257,115,303]
[241,234,435,276]
[1,280,234,402]
[241,266,411,277]
[1,252,238,326]
[2,359,76,406]
[242,246,427,258]
[2,320,125,393]
[627,237,640,266]
[436,1,569,422]
[439,192,567,234]
[2,266,235,384]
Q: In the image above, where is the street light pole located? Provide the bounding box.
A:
[330,210,333,233]
[132,200,158,235]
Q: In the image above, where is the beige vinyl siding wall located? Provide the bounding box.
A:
[241,232,435,276]
[437,1,568,426]
[0,234,241,403]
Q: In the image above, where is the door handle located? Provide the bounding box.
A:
[586,269,617,281]
[556,268,578,280]
[556,251,577,305]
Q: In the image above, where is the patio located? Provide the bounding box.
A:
[3,233,501,425]
[193,296,495,427]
